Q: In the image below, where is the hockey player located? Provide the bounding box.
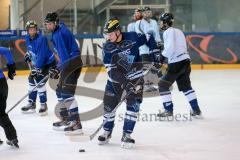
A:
[127,7,143,32]
[157,13,202,118]
[135,6,163,92]
[0,47,19,148]
[21,20,56,116]
[44,12,83,135]
[98,18,157,148]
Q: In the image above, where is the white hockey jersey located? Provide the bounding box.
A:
[127,22,136,32]
[134,18,161,55]
[162,27,190,64]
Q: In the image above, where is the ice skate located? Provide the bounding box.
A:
[53,119,70,131]
[191,108,203,119]
[98,130,112,145]
[64,120,83,136]
[121,132,135,149]
[38,103,48,116]
[21,102,36,114]
[157,110,173,117]
[6,139,19,148]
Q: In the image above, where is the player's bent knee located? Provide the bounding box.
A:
[158,79,172,93]
[63,97,77,110]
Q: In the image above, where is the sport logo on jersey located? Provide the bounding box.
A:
[118,48,131,55]
[118,40,135,51]
[104,40,136,53]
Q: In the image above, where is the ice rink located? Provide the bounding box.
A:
[1,70,240,160]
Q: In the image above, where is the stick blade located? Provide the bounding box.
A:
[68,134,91,142]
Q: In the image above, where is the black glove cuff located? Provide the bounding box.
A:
[7,63,16,70]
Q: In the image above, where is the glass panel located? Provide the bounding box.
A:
[170,0,192,32]
[109,7,165,32]
[143,0,166,5]
[170,0,240,32]
[109,9,133,31]
[113,0,141,5]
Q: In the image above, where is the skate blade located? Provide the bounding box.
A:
[98,139,110,145]
[21,110,36,114]
[157,114,174,118]
[69,134,91,142]
[64,129,84,136]
[38,112,48,116]
[121,142,134,149]
[6,142,19,149]
[192,115,204,119]
[52,126,66,131]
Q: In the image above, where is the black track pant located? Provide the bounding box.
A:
[0,78,17,140]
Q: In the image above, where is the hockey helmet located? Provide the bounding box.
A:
[143,6,151,11]
[135,7,144,13]
[103,18,121,33]
[160,13,174,25]
[44,12,59,24]
[25,20,37,30]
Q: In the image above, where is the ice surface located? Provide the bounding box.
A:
[1,70,240,160]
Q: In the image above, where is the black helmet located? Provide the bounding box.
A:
[103,18,120,33]
[45,12,59,24]
[25,20,37,30]
[160,13,174,25]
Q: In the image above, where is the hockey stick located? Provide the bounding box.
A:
[69,66,153,142]
[6,75,49,114]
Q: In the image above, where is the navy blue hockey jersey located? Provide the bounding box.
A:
[103,32,157,84]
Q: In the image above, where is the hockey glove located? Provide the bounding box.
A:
[49,67,60,79]
[30,68,43,79]
[7,63,16,80]
[125,80,143,95]
[150,49,165,66]
[125,71,144,94]
[157,42,164,51]
[24,52,31,63]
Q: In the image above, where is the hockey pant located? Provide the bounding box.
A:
[56,57,82,122]
[28,62,55,104]
[103,78,143,134]
[158,59,200,111]
[0,78,17,140]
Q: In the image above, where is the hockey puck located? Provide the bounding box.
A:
[79,149,85,152]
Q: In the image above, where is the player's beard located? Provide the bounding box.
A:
[134,14,142,21]
[160,24,168,31]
